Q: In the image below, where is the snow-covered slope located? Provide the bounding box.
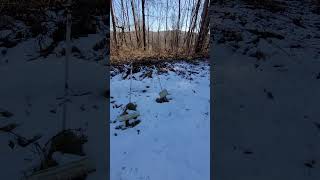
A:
[212,0,320,179]
[0,35,108,179]
[110,61,210,180]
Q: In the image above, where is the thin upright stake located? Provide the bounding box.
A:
[62,2,72,131]
[154,65,162,90]
[129,62,133,103]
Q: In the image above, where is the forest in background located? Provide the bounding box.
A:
[110,0,210,63]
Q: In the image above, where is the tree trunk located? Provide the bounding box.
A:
[176,0,181,51]
[142,0,146,50]
[147,5,150,50]
[125,0,133,47]
[110,1,118,51]
[195,0,209,54]
[165,0,168,50]
[120,0,128,47]
[185,0,201,53]
[131,0,141,48]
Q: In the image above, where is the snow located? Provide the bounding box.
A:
[0,35,107,179]
[110,61,210,180]
[211,0,320,179]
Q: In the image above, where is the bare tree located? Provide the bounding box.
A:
[185,0,202,52]
[147,3,150,50]
[195,0,209,54]
[142,0,146,50]
[125,0,133,47]
[175,0,181,51]
[131,0,141,48]
[120,0,128,47]
[165,0,169,50]
[111,1,118,51]
[111,0,209,60]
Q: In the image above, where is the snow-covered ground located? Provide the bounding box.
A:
[0,35,108,179]
[110,61,210,180]
[211,0,320,179]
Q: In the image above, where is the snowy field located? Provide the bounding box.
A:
[0,35,108,179]
[110,61,210,180]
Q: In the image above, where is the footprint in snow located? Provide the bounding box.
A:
[92,105,99,110]
[304,160,316,168]
[80,105,86,111]
[49,109,57,114]
[243,150,254,155]
[0,110,14,118]
[263,89,274,100]
[313,122,320,131]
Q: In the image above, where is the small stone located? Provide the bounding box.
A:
[313,122,320,130]
[0,110,13,117]
[92,105,99,109]
[304,161,315,168]
[1,49,7,55]
[126,103,137,110]
[243,150,253,155]
[0,123,18,132]
[80,105,86,111]
[8,140,15,149]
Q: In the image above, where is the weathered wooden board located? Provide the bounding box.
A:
[25,157,95,180]
[117,111,140,122]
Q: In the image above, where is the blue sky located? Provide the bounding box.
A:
[112,0,205,32]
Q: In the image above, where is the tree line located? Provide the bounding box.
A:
[111,0,210,58]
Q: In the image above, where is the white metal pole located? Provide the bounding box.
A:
[62,0,72,131]
[129,62,133,103]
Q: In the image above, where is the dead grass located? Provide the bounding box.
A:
[1,0,64,10]
[0,0,107,15]
[313,0,320,14]
[110,47,209,66]
[0,0,66,20]
[241,0,287,12]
